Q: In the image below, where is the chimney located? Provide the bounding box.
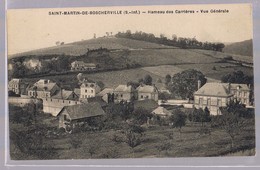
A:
[228,83,231,93]
[197,80,201,90]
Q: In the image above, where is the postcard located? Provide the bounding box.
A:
[7,4,255,160]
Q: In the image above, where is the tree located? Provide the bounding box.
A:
[125,130,141,157]
[169,69,207,99]
[132,107,152,125]
[169,110,187,138]
[165,74,171,85]
[217,101,247,148]
[143,74,153,85]
[221,70,253,85]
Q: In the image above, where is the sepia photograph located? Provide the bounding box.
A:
[7,3,255,160]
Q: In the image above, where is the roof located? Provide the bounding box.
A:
[134,99,158,112]
[28,80,58,92]
[152,106,172,116]
[114,85,134,93]
[137,85,158,93]
[74,88,81,96]
[8,79,22,86]
[80,82,100,89]
[194,83,233,97]
[228,83,250,91]
[97,88,114,96]
[72,61,96,67]
[52,89,77,100]
[59,102,105,120]
[87,96,107,107]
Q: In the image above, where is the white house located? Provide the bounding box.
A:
[80,82,101,99]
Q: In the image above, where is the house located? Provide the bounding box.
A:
[80,82,101,99]
[71,60,97,71]
[113,85,135,102]
[57,102,105,129]
[152,106,172,117]
[194,82,251,115]
[8,78,28,95]
[43,89,81,116]
[155,83,171,94]
[136,85,159,101]
[97,88,114,103]
[228,83,251,106]
[27,79,60,98]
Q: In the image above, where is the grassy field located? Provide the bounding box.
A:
[9,103,255,160]
[142,63,253,82]
[10,120,255,159]
[10,37,175,58]
[23,68,164,90]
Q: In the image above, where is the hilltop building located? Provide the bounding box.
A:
[71,60,97,71]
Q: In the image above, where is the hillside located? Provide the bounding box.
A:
[9,37,175,58]
[223,39,253,57]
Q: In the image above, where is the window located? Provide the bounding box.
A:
[141,95,143,98]
[51,99,52,101]
[217,99,222,106]
[207,98,211,105]
[199,98,203,105]
[75,102,77,104]
[121,94,123,97]
[85,89,87,93]
[91,90,93,93]
[63,100,64,103]
[244,92,247,97]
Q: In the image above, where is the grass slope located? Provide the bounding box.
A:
[10,37,175,58]
[223,39,253,57]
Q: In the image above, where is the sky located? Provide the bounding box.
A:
[7,3,253,55]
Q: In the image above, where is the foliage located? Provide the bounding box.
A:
[168,69,207,99]
[132,107,153,125]
[216,101,248,148]
[221,70,253,86]
[143,74,153,85]
[169,110,187,133]
[188,107,211,126]
[127,81,140,89]
[165,74,171,85]
[115,30,225,51]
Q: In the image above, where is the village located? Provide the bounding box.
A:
[8,58,253,132]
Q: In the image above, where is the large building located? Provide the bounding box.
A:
[114,85,135,102]
[71,60,97,71]
[27,79,61,98]
[136,85,159,101]
[194,82,251,115]
[80,82,101,99]
[8,78,28,95]
[57,102,105,129]
[42,89,80,116]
